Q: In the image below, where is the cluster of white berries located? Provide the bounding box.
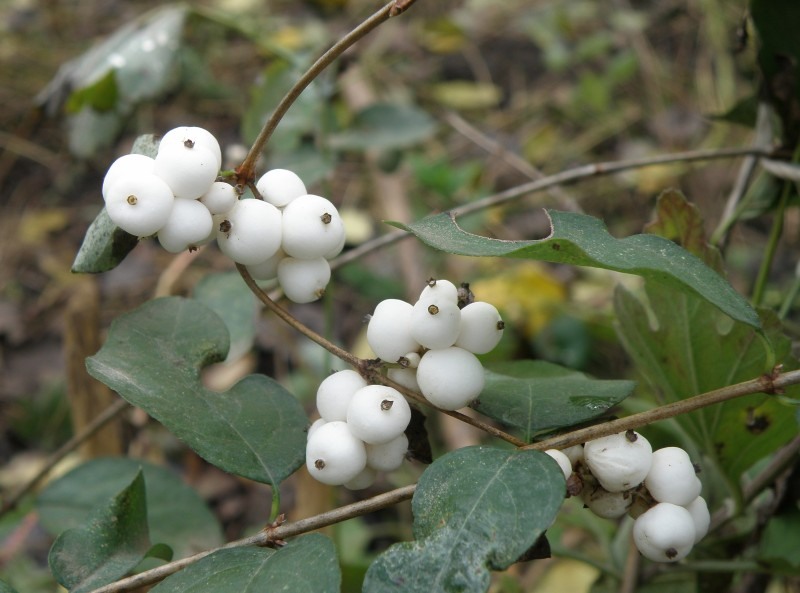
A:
[101,126,345,303]
[305,371,411,489]
[544,431,710,563]
[366,279,504,411]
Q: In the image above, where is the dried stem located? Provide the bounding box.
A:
[0,398,130,516]
[236,0,419,183]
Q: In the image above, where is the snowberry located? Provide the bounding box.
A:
[346,385,411,445]
[366,433,408,472]
[366,299,420,363]
[344,467,376,491]
[216,199,282,265]
[255,169,307,208]
[399,352,421,368]
[455,301,504,354]
[199,181,237,214]
[160,126,222,170]
[387,367,420,392]
[562,444,584,467]
[410,298,461,350]
[633,502,696,562]
[645,447,702,506]
[308,418,326,439]
[277,256,331,303]
[416,346,484,410]
[281,195,345,260]
[544,449,572,480]
[316,370,368,423]
[583,485,634,519]
[419,278,459,305]
[245,248,285,281]
[305,420,366,486]
[684,496,710,544]
[584,431,653,493]
[154,140,219,200]
[104,172,174,237]
[102,154,155,200]
[156,197,213,253]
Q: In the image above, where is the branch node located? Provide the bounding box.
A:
[761,364,785,395]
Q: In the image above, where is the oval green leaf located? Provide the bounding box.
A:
[85,297,308,486]
[193,272,257,362]
[474,360,636,442]
[363,446,564,593]
[48,470,151,593]
[150,534,340,593]
[37,457,223,559]
[329,103,437,151]
[394,209,760,330]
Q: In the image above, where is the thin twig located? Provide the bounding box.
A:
[84,368,800,593]
[237,0,420,182]
[0,398,130,516]
[86,485,416,593]
[328,146,775,273]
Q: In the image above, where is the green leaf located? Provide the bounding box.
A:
[150,534,340,593]
[193,272,257,362]
[614,284,798,482]
[363,446,564,592]
[759,508,800,572]
[37,5,187,157]
[71,207,139,273]
[72,134,159,274]
[86,297,308,486]
[48,470,151,593]
[66,69,119,113]
[330,103,437,151]
[395,209,761,330]
[37,457,223,559]
[473,360,636,442]
[0,580,20,593]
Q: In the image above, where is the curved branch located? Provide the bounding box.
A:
[237,0,420,182]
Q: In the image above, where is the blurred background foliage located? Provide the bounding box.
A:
[1,0,798,591]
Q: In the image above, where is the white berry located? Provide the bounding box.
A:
[544,449,572,480]
[277,256,331,303]
[160,126,222,170]
[411,298,461,350]
[346,385,411,445]
[305,421,366,486]
[366,433,408,472]
[366,299,420,363]
[281,195,345,260]
[419,279,459,304]
[562,444,584,467]
[645,447,702,506]
[102,154,155,200]
[199,181,238,214]
[245,248,285,281]
[416,346,484,410]
[387,367,420,392]
[455,301,504,354]
[157,197,213,253]
[685,496,710,543]
[104,173,174,237]
[308,418,326,439]
[216,199,282,265]
[316,370,368,423]
[584,431,653,493]
[583,485,634,519]
[255,169,307,208]
[154,140,218,200]
[633,502,696,562]
[344,467,376,491]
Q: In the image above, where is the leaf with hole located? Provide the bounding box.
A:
[149,534,340,593]
[473,360,635,442]
[48,470,160,593]
[86,297,308,486]
[363,446,564,592]
[394,209,760,330]
[37,457,223,560]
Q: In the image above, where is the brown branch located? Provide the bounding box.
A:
[237,0,420,182]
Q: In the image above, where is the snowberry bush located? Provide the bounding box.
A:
[9,3,800,593]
